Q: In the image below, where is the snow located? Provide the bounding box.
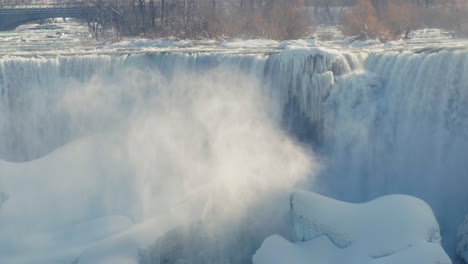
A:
[411,28,442,37]
[76,215,189,264]
[276,38,321,50]
[219,39,280,48]
[275,37,320,50]
[0,132,216,264]
[111,38,194,48]
[277,39,310,49]
[383,39,406,47]
[349,38,381,47]
[198,39,218,45]
[306,37,320,47]
[253,191,451,264]
[457,216,468,262]
[0,134,136,263]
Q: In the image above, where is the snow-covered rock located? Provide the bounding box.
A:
[198,39,218,45]
[306,36,320,47]
[219,39,280,48]
[349,38,381,47]
[111,38,194,48]
[253,191,451,264]
[412,28,442,37]
[383,39,406,48]
[276,38,321,50]
[457,216,468,262]
[277,39,310,50]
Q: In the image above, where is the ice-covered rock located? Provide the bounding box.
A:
[412,28,442,37]
[457,216,468,262]
[277,39,309,50]
[198,39,218,46]
[219,39,280,48]
[349,38,381,47]
[276,38,321,50]
[111,38,194,48]
[306,36,320,47]
[253,191,451,264]
[383,39,406,48]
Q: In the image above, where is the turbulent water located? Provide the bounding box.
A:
[1,21,468,264]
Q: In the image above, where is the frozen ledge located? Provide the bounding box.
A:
[253,191,451,264]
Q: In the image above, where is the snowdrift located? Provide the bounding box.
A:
[253,191,451,264]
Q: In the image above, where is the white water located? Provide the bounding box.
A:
[1,20,468,263]
[0,47,362,162]
[323,48,468,261]
[0,43,355,263]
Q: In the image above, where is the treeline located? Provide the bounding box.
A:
[86,0,311,40]
[338,0,468,40]
[2,0,467,41]
[87,0,468,41]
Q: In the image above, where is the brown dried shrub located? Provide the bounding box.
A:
[342,0,386,40]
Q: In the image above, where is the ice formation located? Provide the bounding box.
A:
[276,39,318,50]
[0,48,357,162]
[322,48,468,259]
[219,39,280,48]
[254,191,451,264]
[111,38,195,48]
[457,216,468,262]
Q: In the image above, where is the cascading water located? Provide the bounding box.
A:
[0,49,359,162]
[1,41,467,263]
[321,47,468,260]
[0,49,358,264]
[0,55,119,161]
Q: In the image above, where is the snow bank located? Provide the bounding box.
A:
[341,36,381,47]
[220,39,280,48]
[112,38,194,48]
[306,37,320,47]
[457,216,468,262]
[383,39,406,48]
[0,134,210,264]
[277,39,310,50]
[114,37,320,50]
[253,191,451,264]
[350,38,381,47]
[412,28,442,37]
[276,38,320,50]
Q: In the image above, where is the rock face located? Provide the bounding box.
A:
[457,217,468,263]
[253,191,452,264]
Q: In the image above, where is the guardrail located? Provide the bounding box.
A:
[0,2,94,9]
[0,8,97,15]
[0,0,161,9]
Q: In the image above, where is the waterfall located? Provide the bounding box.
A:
[4,47,467,263]
[322,48,468,260]
[0,49,360,162]
[0,48,362,264]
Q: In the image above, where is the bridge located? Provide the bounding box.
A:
[0,4,98,31]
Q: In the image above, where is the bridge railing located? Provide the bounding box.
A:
[0,1,92,9]
[0,0,162,10]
